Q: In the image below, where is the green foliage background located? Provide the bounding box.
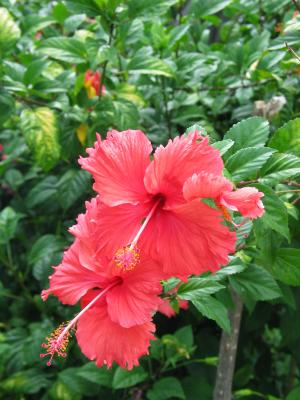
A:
[1,0,300,399]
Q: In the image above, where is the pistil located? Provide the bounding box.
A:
[114,198,161,271]
[40,281,118,366]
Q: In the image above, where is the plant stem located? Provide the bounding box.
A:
[161,77,172,138]
[285,41,300,64]
[99,23,114,98]
[236,179,258,187]
[213,290,243,400]
[276,189,300,193]
[292,195,300,205]
[283,180,300,188]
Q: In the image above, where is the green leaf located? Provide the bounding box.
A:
[234,388,265,399]
[57,169,90,210]
[212,139,234,156]
[286,386,300,400]
[28,235,64,284]
[178,278,225,300]
[230,265,281,301]
[4,169,23,190]
[64,14,86,33]
[127,55,174,77]
[0,91,15,125]
[184,124,207,136]
[174,325,194,347]
[0,7,21,53]
[270,248,300,286]
[76,363,113,387]
[191,0,232,17]
[169,24,190,48]
[65,0,103,16]
[39,37,87,64]
[26,176,59,209]
[147,377,185,400]
[20,107,61,171]
[50,381,80,400]
[24,59,49,86]
[113,99,139,130]
[269,118,300,157]
[224,117,270,153]
[112,366,148,389]
[260,153,300,184]
[213,258,247,280]
[1,368,50,394]
[225,147,275,181]
[0,207,22,244]
[58,369,92,395]
[192,296,230,332]
[253,183,290,240]
[53,2,70,24]
[128,0,179,19]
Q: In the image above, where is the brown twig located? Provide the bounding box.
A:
[283,180,300,188]
[292,195,300,205]
[213,290,243,400]
[285,41,300,64]
[15,96,49,107]
[236,180,258,187]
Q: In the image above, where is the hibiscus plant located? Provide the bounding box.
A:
[1,1,300,400]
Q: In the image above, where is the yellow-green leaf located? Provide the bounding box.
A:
[20,107,61,171]
[0,7,21,53]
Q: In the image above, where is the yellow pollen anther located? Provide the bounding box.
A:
[114,246,140,271]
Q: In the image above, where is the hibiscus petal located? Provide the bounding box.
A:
[79,200,152,258]
[76,293,155,370]
[69,197,109,272]
[220,187,264,218]
[79,130,152,206]
[41,241,104,305]
[157,298,176,317]
[183,172,233,201]
[144,132,224,207]
[106,257,163,328]
[140,199,236,279]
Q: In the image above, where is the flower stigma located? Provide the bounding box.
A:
[114,246,140,271]
[40,322,73,366]
[40,282,118,366]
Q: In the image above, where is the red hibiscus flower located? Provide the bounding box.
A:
[79,130,262,280]
[41,197,164,368]
[84,70,106,98]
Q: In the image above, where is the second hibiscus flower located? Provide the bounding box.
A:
[79,129,264,280]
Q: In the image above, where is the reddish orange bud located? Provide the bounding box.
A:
[84,70,106,98]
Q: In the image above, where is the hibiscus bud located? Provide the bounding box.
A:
[84,70,106,98]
